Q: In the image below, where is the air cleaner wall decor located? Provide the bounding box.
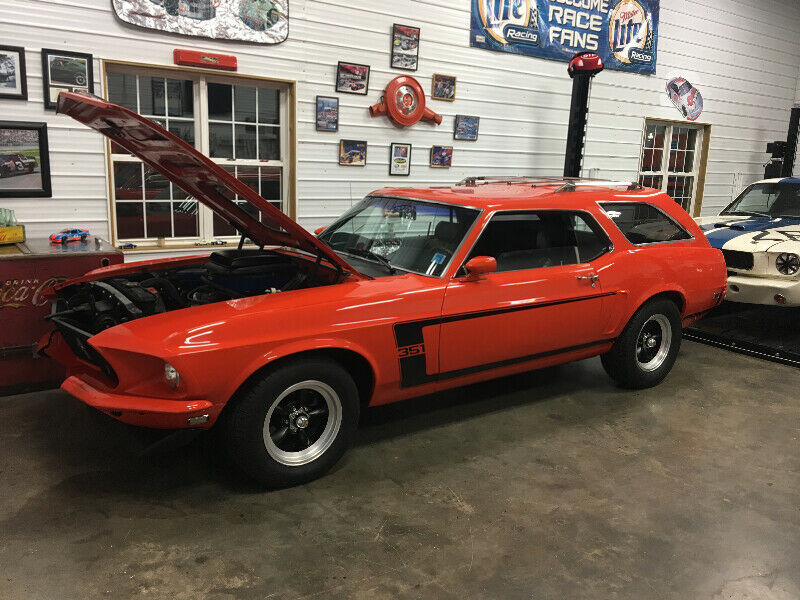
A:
[369,76,442,128]
[112,0,288,44]
[470,0,659,75]
[666,77,703,121]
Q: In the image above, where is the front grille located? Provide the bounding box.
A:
[51,318,117,382]
[722,249,754,271]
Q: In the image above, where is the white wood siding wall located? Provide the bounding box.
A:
[2,0,800,247]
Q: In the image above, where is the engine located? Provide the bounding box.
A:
[47,249,329,336]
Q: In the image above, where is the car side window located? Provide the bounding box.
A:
[599,202,692,244]
[466,211,611,273]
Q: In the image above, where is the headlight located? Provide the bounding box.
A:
[164,362,181,389]
[776,253,800,276]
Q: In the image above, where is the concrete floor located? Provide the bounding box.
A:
[1,341,799,600]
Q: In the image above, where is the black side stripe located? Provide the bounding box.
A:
[393,292,616,388]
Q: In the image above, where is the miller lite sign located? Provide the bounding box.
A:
[470,0,659,75]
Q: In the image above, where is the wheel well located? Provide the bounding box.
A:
[229,348,376,411]
[644,290,685,314]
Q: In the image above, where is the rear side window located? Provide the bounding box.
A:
[599,202,692,244]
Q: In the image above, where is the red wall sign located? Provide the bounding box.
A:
[173,49,238,71]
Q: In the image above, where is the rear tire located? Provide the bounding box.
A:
[601,298,681,389]
[222,358,360,488]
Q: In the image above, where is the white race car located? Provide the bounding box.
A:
[696,178,800,306]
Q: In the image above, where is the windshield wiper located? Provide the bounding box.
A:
[724,210,771,217]
[344,247,396,274]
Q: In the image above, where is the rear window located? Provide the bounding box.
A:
[599,202,692,244]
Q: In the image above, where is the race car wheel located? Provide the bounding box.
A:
[75,74,87,86]
[601,298,681,389]
[223,358,360,488]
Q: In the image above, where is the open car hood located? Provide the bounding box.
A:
[57,91,358,277]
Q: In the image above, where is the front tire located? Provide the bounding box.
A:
[601,298,681,389]
[223,359,360,488]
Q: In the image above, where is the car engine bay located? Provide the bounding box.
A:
[47,249,337,337]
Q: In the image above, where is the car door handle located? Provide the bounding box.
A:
[577,274,599,287]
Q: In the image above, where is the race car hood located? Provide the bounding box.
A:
[700,215,800,252]
[56,91,358,277]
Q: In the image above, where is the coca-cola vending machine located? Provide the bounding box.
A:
[0,238,122,395]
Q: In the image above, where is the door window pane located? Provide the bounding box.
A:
[173,200,198,237]
[468,211,610,272]
[258,88,280,125]
[107,72,137,110]
[146,202,172,238]
[114,162,143,200]
[168,120,195,147]
[210,123,233,158]
[641,123,665,172]
[258,126,280,160]
[234,85,257,123]
[667,176,694,211]
[167,79,193,118]
[208,83,232,120]
[116,202,144,239]
[235,124,257,159]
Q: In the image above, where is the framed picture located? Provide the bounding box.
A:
[430,145,453,168]
[339,139,367,166]
[454,115,480,141]
[41,49,94,110]
[389,143,411,176]
[0,121,52,198]
[336,61,370,95]
[0,46,27,100]
[431,74,456,102]
[316,96,339,132]
[391,24,420,71]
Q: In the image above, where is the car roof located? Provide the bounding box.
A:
[751,177,800,185]
[370,179,669,211]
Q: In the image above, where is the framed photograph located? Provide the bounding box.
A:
[0,46,27,100]
[389,143,411,176]
[0,121,52,198]
[41,49,94,110]
[316,96,339,132]
[339,139,367,166]
[454,115,480,141]
[430,145,453,168]
[431,74,456,102]
[391,24,420,71]
[336,62,370,95]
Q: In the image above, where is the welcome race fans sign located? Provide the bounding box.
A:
[470,0,659,75]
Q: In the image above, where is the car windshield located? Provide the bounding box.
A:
[721,182,800,218]
[318,196,480,277]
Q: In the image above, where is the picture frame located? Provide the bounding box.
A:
[389,142,411,176]
[0,45,27,100]
[430,145,453,168]
[316,96,339,132]
[339,139,367,166]
[0,121,52,198]
[336,61,370,96]
[41,49,94,110]
[391,23,420,71]
[431,74,456,102]
[454,115,480,141]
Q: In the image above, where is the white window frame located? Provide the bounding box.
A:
[103,63,291,247]
[638,119,704,214]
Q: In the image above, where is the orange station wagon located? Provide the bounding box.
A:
[41,92,726,487]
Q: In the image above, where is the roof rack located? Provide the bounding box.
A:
[456,176,646,192]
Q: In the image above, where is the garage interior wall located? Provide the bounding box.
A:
[2,0,800,251]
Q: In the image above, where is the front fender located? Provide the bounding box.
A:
[223,337,385,406]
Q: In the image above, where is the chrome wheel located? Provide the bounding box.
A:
[262,380,342,467]
[636,314,672,372]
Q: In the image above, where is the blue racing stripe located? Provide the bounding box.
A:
[702,217,800,249]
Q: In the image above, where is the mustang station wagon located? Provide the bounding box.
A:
[41,92,727,487]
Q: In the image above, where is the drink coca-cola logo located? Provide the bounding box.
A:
[0,277,65,309]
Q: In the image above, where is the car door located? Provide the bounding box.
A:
[437,210,613,377]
